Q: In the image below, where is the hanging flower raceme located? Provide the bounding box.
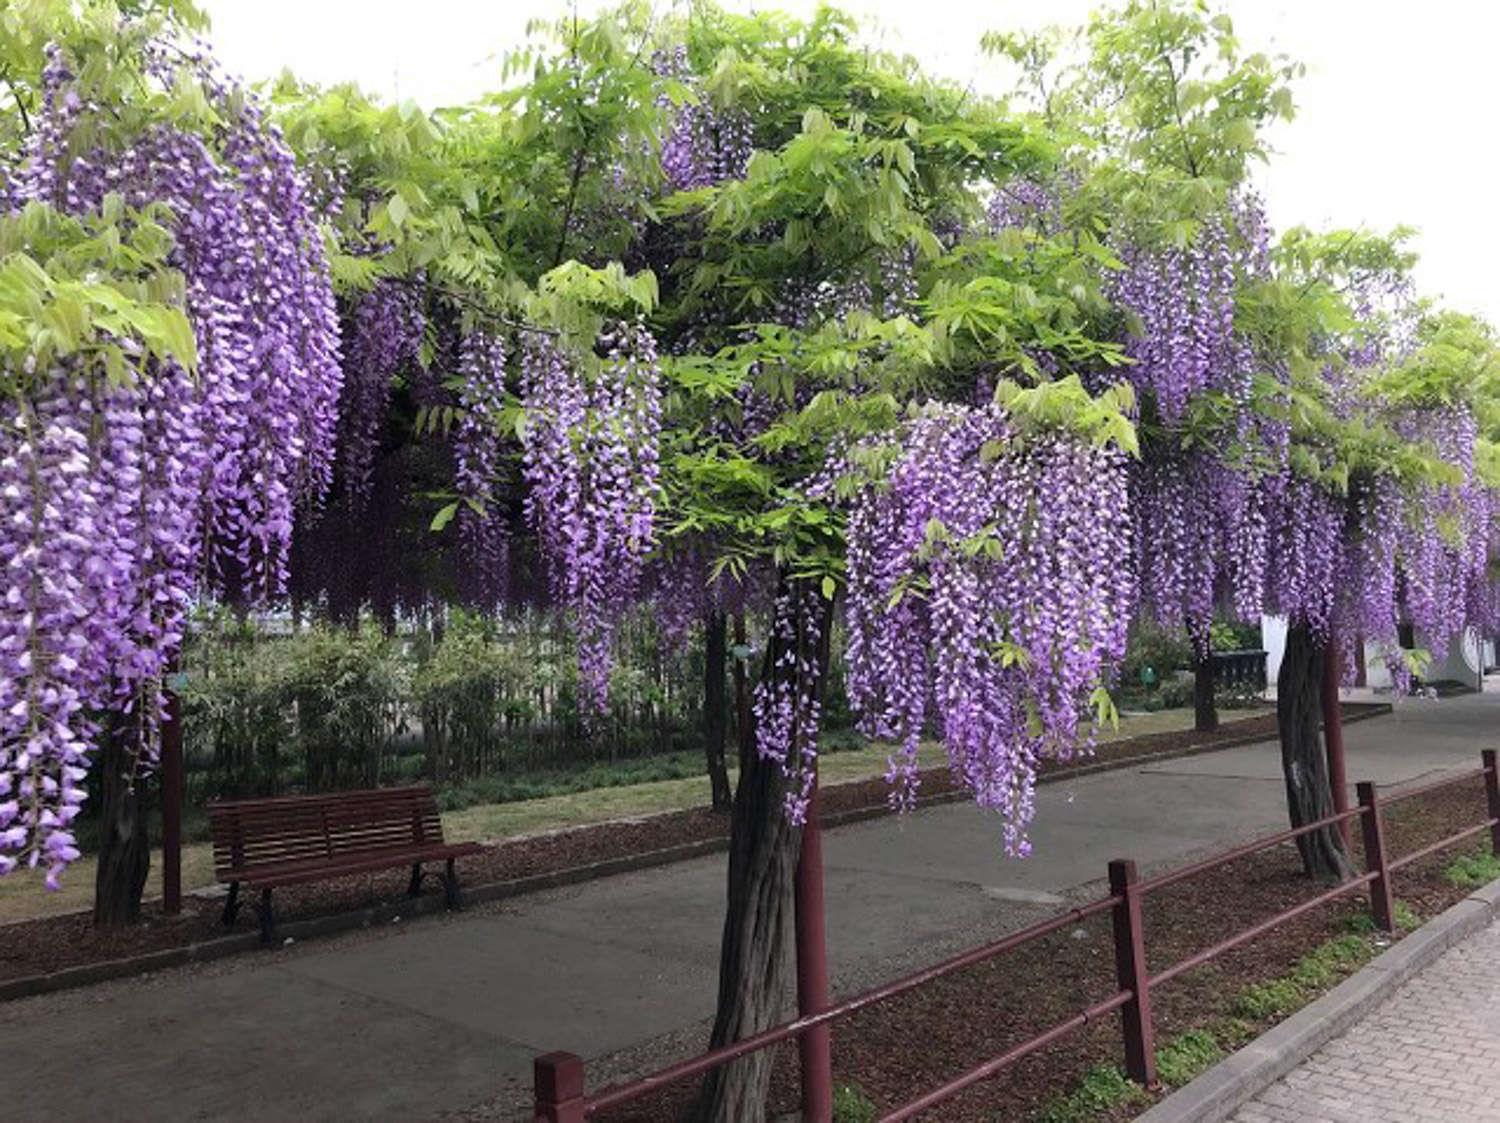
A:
[1132,452,1269,652]
[1263,474,1344,641]
[0,31,342,885]
[986,178,1057,233]
[520,324,662,714]
[1111,203,1265,425]
[844,402,1134,854]
[337,281,425,506]
[654,46,754,192]
[453,330,511,611]
[1394,405,1483,661]
[754,584,831,825]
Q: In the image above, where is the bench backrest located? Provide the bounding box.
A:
[208,786,446,879]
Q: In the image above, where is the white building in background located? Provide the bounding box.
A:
[1260,617,1494,692]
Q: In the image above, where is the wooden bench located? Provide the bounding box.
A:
[208,786,483,943]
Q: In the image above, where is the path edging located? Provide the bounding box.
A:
[0,705,1391,1005]
[1135,873,1500,1123]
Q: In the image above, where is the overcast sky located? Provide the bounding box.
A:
[203,0,1497,325]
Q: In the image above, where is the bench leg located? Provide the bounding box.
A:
[221,881,241,927]
[407,863,424,897]
[444,857,463,910]
[258,889,277,945]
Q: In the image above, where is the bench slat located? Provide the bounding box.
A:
[208,786,468,885]
[228,842,484,889]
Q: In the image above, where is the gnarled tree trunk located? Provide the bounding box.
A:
[93,718,150,927]
[1193,651,1218,732]
[703,609,733,813]
[1276,622,1355,881]
[695,587,831,1122]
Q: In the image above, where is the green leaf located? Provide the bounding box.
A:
[429,501,459,532]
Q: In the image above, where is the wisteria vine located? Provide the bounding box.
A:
[844,403,1134,854]
[519,323,663,714]
[0,32,342,884]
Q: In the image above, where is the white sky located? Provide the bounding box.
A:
[203,0,1499,325]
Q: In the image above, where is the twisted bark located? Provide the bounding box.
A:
[1277,622,1356,881]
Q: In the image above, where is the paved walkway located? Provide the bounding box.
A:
[1231,916,1500,1123]
[2,691,1497,1121]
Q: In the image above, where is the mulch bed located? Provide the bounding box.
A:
[587,771,1491,1123]
[0,703,1364,990]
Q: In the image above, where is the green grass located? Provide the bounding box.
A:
[1033,1026,1234,1122]
[1443,847,1500,889]
[1232,932,1380,1020]
[1154,1029,1224,1087]
[1035,1065,1149,1123]
[832,1083,878,1123]
[1344,899,1421,933]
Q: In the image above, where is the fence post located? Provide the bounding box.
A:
[1484,750,1500,858]
[795,771,834,1123]
[534,1052,587,1123]
[1357,782,1395,933]
[1108,859,1158,1088]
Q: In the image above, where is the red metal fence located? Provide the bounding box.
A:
[533,749,1500,1123]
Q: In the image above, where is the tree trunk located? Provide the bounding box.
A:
[94,718,151,927]
[1193,651,1218,732]
[1276,623,1355,881]
[704,609,733,813]
[695,587,831,1122]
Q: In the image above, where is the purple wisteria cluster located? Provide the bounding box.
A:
[654,47,754,191]
[337,281,425,505]
[986,178,1057,233]
[1118,196,1276,648]
[1390,405,1490,661]
[753,584,830,824]
[0,35,341,884]
[519,324,662,714]
[1264,474,1344,640]
[844,403,1133,854]
[1133,452,1269,652]
[453,331,511,611]
[1111,208,1261,424]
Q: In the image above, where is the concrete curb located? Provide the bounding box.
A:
[1134,874,1500,1123]
[0,704,1391,1006]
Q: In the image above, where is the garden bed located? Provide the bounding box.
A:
[578,766,1486,1123]
[0,703,1379,993]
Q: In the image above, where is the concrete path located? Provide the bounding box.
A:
[1230,915,1500,1123]
[2,692,1497,1122]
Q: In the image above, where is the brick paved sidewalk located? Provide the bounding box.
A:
[1231,916,1500,1123]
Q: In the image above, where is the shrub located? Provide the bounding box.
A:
[286,622,404,790]
[1037,1065,1148,1123]
[832,1083,877,1123]
[1156,1029,1223,1087]
[1444,848,1500,889]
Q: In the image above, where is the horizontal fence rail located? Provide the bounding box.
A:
[534,749,1500,1123]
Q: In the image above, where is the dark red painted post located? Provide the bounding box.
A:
[1321,637,1350,846]
[1357,781,1394,932]
[534,1052,587,1123]
[1108,859,1158,1088]
[1484,750,1500,858]
[796,771,834,1123]
[161,684,184,916]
